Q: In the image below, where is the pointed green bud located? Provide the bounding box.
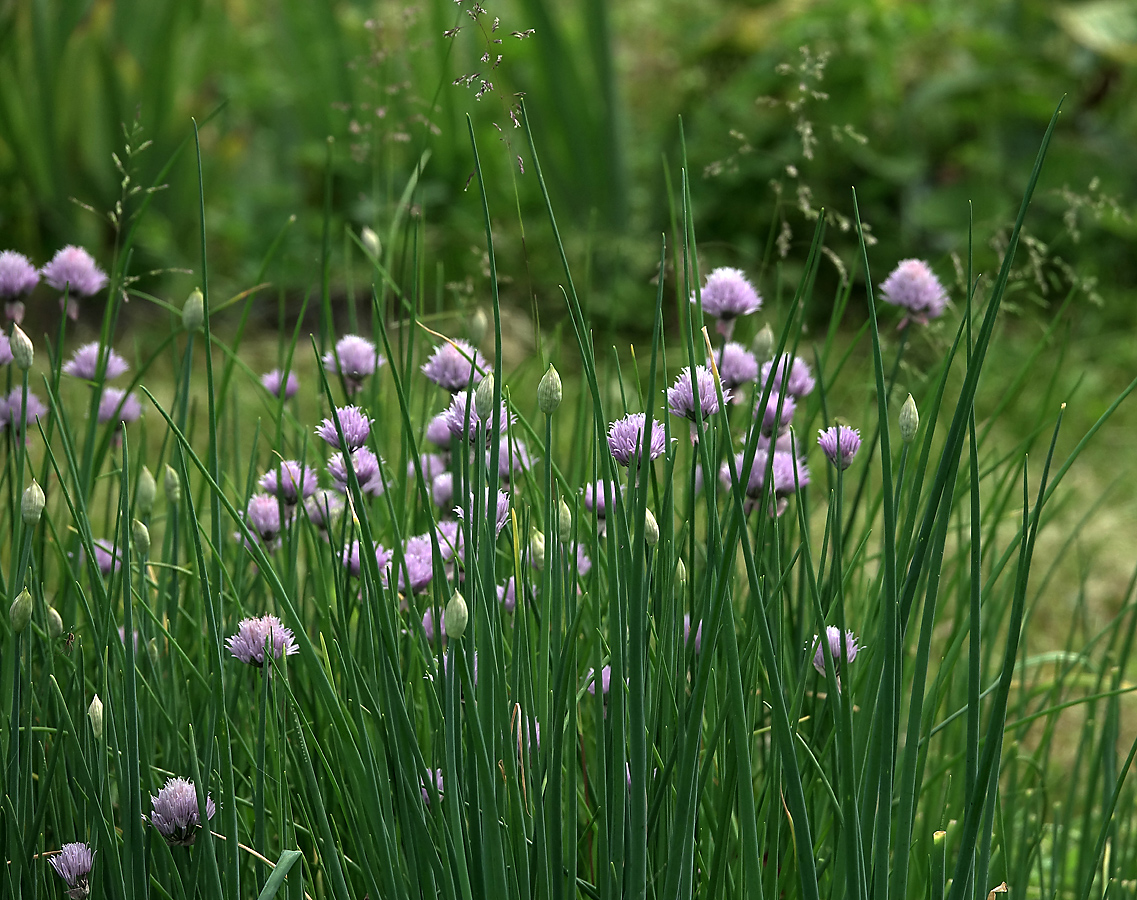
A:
[132,519,150,560]
[46,605,64,639]
[183,288,204,332]
[538,364,562,414]
[674,558,688,599]
[10,324,33,371]
[899,393,919,444]
[164,465,182,505]
[360,226,382,259]
[9,587,33,633]
[22,479,45,526]
[643,509,659,547]
[752,324,775,363]
[474,373,495,422]
[530,529,546,571]
[147,637,160,666]
[468,307,488,345]
[135,466,157,518]
[444,591,468,640]
[557,496,573,544]
[88,694,104,741]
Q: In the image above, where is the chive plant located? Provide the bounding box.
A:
[3,99,1137,900]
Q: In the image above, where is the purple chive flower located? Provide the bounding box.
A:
[817,425,862,470]
[582,480,614,517]
[0,389,48,441]
[607,413,667,466]
[244,493,284,547]
[399,536,435,593]
[0,250,39,323]
[327,447,382,494]
[684,614,703,654]
[409,452,447,481]
[812,625,860,677]
[96,388,141,426]
[879,259,949,327]
[693,267,762,338]
[259,461,318,506]
[425,413,453,449]
[714,341,760,393]
[454,489,511,536]
[431,472,454,509]
[48,841,94,899]
[497,577,517,613]
[724,449,810,517]
[316,405,372,450]
[755,392,796,436]
[421,338,487,392]
[42,246,107,319]
[442,389,512,443]
[496,436,537,481]
[341,540,362,576]
[0,333,11,365]
[668,365,731,421]
[586,665,612,696]
[149,777,216,846]
[261,368,299,401]
[90,539,121,576]
[118,626,139,650]
[305,489,344,532]
[435,519,464,562]
[576,545,593,577]
[761,354,815,399]
[421,607,443,643]
[226,614,299,666]
[322,334,384,395]
[420,768,444,804]
[62,342,130,381]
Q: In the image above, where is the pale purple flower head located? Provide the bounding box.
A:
[812,625,860,676]
[399,535,435,593]
[0,250,39,300]
[409,453,447,482]
[41,246,108,297]
[668,365,731,421]
[421,607,443,643]
[245,493,283,547]
[261,368,299,401]
[684,614,703,654]
[432,472,454,509]
[435,519,463,561]
[327,448,382,494]
[455,489,510,536]
[97,388,141,426]
[496,436,537,481]
[443,389,512,443]
[497,577,517,613]
[90,539,120,576]
[879,259,948,326]
[341,540,362,576]
[761,355,815,399]
[322,334,384,395]
[817,425,862,470]
[576,545,593,577]
[726,448,810,517]
[0,389,48,440]
[259,460,318,506]
[693,267,762,338]
[0,333,10,365]
[226,613,299,666]
[582,480,609,517]
[305,489,344,532]
[421,339,487,392]
[49,841,93,899]
[148,777,216,846]
[425,413,453,449]
[755,393,796,436]
[714,342,759,393]
[63,342,129,381]
[420,768,444,804]
[316,405,372,450]
[586,664,612,696]
[607,413,667,466]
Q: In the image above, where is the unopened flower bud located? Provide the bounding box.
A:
[136,466,156,518]
[468,307,488,345]
[643,509,659,547]
[538,364,562,414]
[183,288,204,332]
[9,587,33,633]
[11,324,33,370]
[164,465,182,505]
[88,695,104,740]
[147,637,160,666]
[530,530,546,571]
[22,480,45,525]
[752,324,775,363]
[674,558,688,598]
[557,496,573,543]
[46,605,63,639]
[899,394,919,444]
[360,226,381,259]
[444,591,468,640]
[132,519,150,559]
[474,373,495,422]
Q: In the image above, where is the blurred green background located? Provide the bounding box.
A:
[2,0,1134,335]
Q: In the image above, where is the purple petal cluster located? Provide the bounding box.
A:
[97,388,142,426]
[607,413,667,467]
[432,472,454,509]
[817,425,862,470]
[435,520,463,561]
[442,389,513,443]
[322,334,384,395]
[316,405,372,450]
[63,342,130,380]
[244,493,283,547]
[259,461,318,506]
[261,369,299,401]
[49,841,94,899]
[0,389,48,439]
[421,339,487,392]
[399,535,436,593]
[455,489,511,536]
[496,436,537,481]
[0,334,10,365]
[755,393,796,436]
[425,413,453,449]
[226,614,299,666]
[0,250,40,299]
[812,625,860,676]
[420,768,445,804]
[693,267,762,338]
[723,448,810,517]
[497,577,517,613]
[305,489,344,532]
[409,453,447,481]
[879,259,948,326]
[41,246,108,297]
[148,777,216,846]
[760,354,815,399]
[684,614,703,654]
[715,342,759,392]
[586,664,612,696]
[91,539,120,576]
[327,448,384,495]
[668,365,731,421]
